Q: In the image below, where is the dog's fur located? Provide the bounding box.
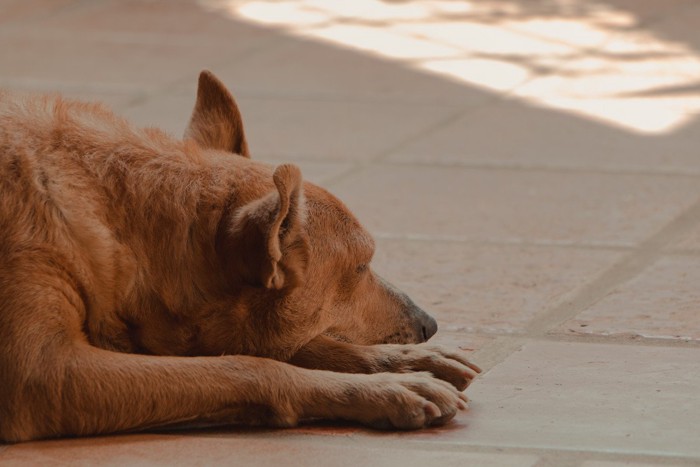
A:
[0,71,480,443]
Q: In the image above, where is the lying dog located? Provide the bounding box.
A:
[0,71,480,443]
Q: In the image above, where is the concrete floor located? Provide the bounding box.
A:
[2,0,700,465]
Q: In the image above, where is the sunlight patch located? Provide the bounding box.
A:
[202,0,700,134]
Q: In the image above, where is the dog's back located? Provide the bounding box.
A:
[0,93,219,356]
[0,91,142,254]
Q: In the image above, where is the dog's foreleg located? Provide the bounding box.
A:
[0,273,308,441]
[2,314,304,440]
[290,335,481,391]
[4,342,470,441]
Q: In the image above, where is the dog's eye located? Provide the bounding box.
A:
[356,264,368,274]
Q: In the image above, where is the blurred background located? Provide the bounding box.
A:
[2,1,700,465]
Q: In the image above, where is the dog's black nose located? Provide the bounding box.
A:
[419,314,438,342]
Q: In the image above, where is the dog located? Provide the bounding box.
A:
[0,71,481,443]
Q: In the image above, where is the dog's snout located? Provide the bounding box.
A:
[377,276,439,344]
[420,314,438,342]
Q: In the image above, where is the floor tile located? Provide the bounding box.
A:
[652,4,700,58]
[122,93,456,161]
[391,100,700,174]
[210,39,494,105]
[0,0,80,25]
[328,165,700,246]
[582,461,688,467]
[0,31,230,90]
[558,255,700,341]
[237,98,456,161]
[21,0,274,44]
[118,92,196,136]
[670,229,700,251]
[373,240,623,333]
[271,160,353,186]
[0,433,538,467]
[415,341,700,457]
[426,331,490,352]
[511,60,700,136]
[602,1,697,23]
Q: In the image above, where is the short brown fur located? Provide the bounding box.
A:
[0,72,480,443]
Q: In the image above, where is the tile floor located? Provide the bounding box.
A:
[1,0,700,465]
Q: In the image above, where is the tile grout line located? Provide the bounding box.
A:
[472,194,700,371]
[0,0,108,29]
[470,331,700,351]
[667,248,700,256]
[378,158,700,179]
[318,109,472,188]
[525,195,700,334]
[234,92,471,107]
[260,154,700,180]
[372,231,638,251]
[117,35,290,113]
[533,455,578,467]
[321,85,522,188]
[469,336,527,372]
[251,429,700,464]
[538,332,700,348]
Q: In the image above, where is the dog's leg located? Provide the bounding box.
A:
[1,277,466,442]
[290,335,482,391]
[6,347,468,441]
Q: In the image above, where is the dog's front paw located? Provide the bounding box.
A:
[343,372,467,430]
[377,345,482,391]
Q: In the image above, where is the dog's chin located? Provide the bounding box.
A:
[378,332,425,345]
[385,337,424,345]
[323,330,425,346]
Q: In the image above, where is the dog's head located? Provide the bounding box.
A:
[187,71,437,346]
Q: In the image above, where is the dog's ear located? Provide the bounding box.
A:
[185,70,250,157]
[218,164,309,290]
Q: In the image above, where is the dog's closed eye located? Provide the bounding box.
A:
[356,264,368,274]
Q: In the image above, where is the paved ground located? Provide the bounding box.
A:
[2,0,700,465]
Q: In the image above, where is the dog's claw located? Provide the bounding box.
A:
[424,401,441,420]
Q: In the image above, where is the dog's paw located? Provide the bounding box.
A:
[344,372,467,430]
[376,344,482,391]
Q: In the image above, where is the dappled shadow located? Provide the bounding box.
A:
[206,0,700,135]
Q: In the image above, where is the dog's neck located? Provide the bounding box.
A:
[77,138,282,355]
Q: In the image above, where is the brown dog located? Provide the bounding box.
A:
[0,71,480,443]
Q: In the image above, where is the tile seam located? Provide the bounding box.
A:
[115,36,289,113]
[249,155,700,179]
[524,195,700,336]
[371,232,637,250]
[473,332,700,349]
[379,159,700,178]
[234,429,700,464]
[319,107,475,188]
[469,196,700,370]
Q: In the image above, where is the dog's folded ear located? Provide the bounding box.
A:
[185,70,250,158]
[217,164,309,290]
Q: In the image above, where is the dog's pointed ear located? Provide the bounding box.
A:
[218,164,309,290]
[185,70,250,157]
